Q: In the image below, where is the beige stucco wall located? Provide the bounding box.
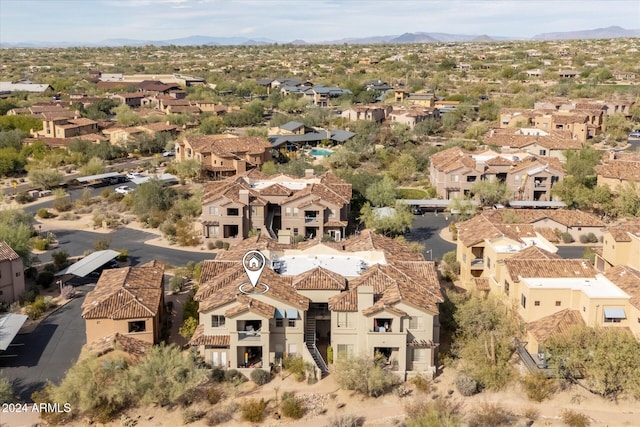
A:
[0,258,25,304]
[85,317,155,344]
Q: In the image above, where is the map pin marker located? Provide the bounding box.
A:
[242,250,266,287]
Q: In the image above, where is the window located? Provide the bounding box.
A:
[539,149,547,156]
[504,281,509,295]
[208,206,219,215]
[293,228,299,236]
[128,320,146,333]
[337,344,354,359]
[486,257,491,269]
[337,312,353,328]
[555,301,561,307]
[276,318,283,327]
[534,301,540,306]
[288,318,296,327]
[604,317,622,323]
[288,343,298,356]
[521,294,527,308]
[16,272,20,277]
[211,315,225,328]
[285,207,292,217]
[413,348,427,362]
[208,226,219,237]
[409,316,422,330]
[227,208,239,216]
[466,175,477,182]
[450,175,459,182]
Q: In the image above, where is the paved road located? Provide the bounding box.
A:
[406,212,456,261]
[35,227,213,267]
[0,288,89,402]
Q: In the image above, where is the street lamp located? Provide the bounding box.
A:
[425,249,433,261]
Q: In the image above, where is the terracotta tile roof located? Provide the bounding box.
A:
[82,264,164,320]
[534,227,559,243]
[188,324,230,347]
[196,262,245,302]
[140,122,179,132]
[457,215,537,246]
[362,304,408,317]
[484,209,605,228]
[182,134,271,157]
[407,339,437,348]
[484,128,581,150]
[328,288,358,311]
[606,219,640,242]
[225,295,275,318]
[0,241,20,262]
[527,309,585,344]
[603,265,640,309]
[596,159,640,182]
[259,183,293,196]
[508,157,564,174]
[505,259,596,282]
[473,277,491,291]
[86,333,153,361]
[292,266,347,290]
[509,245,561,260]
[429,147,471,172]
[341,229,425,262]
[485,156,515,166]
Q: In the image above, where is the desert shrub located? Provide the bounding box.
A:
[179,317,198,340]
[224,369,246,384]
[25,296,53,320]
[324,415,364,427]
[37,208,53,218]
[467,402,516,427]
[522,372,557,402]
[207,406,234,426]
[93,237,111,250]
[240,398,267,423]
[214,240,223,249]
[409,374,432,393]
[207,241,215,250]
[15,192,34,204]
[405,398,463,427]
[20,287,39,304]
[52,249,69,270]
[43,263,57,273]
[222,242,230,250]
[280,393,305,419]
[250,368,271,386]
[521,406,539,421]
[561,409,590,427]
[454,373,479,396]
[182,408,206,424]
[442,250,460,281]
[327,345,334,364]
[32,237,49,251]
[560,232,574,243]
[61,285,75,300]
[210,367,225,383]
[0,376,13,404]
[283,355,307,381]
[36,271,55,287]
[578,232,598,244]
[334,355,399,397]
[170,275,187,293]
[206,386,222,404]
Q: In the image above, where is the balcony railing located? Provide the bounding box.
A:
[470,258,484,268]
[238,330,261,341]
[304,216,319,223]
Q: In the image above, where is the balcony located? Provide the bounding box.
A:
[470,258,484,269]
[238,330,261,341]
[304,216,319,223]
[237,320,262,341]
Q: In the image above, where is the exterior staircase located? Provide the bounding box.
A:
[266,208,277,239]
[305,317,329,378]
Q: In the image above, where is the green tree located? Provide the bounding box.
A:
[112,104,140,126]
[179,317,198,340]
[478,100,499,121]
[79,157,105,176]
[359,202,412,236]
[604,113,633,143]
[28,167,63,190]
[564,146,601,186]
[260,161,279,175]
[414,118,440,137]
[0,129,26,150]
[0,375,13,404]
[174,159,201,182]
[365,175,397,207]
[613,182,640,217]
[545,326,640,399]
[470,180,508,206]
[388,153,417,182]
[199,116,224,134]
[131,178,177,219]
[451,291,523,390]
[0,148,26,176]
[0,115,42,133]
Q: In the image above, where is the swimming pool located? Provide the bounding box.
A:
[309,148,333,156]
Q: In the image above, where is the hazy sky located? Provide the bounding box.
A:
[1,0,639,43]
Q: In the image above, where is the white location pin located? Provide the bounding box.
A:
[242,250,266,287]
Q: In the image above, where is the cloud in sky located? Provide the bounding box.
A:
[1,0,638,43]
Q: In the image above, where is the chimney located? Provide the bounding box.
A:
[304,169,314,178]
[357,285,374,312]
[239,189,249,206]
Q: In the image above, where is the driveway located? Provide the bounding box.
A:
[407,212,456,261]
[35,228,213,267]
[0,287,89,402]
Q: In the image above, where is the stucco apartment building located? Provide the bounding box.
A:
[0,242,25,304]
[428,147,564,201]
[175,134,272,178]
[189,231,443,379]
[595,219,640,272]
[341,105,391,124]
[81,261,165,345]
[200,169,351,243]
[596,152,640,196]
[389,107,440,129]
[483,128,583,163]
[32,112,101,140]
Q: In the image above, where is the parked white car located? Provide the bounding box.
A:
[126,172,143,180]
[115,185,134,195]
[162,150,175,157]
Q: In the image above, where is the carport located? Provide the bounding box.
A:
[0,313,28,356]
[55,249,120,280]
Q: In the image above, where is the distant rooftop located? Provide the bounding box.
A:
[521,274,630,299]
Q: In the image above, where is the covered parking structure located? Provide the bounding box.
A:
[75,172,125,186]
[0,313,28,357]
[55,250,120,284]
[397,199,478,213]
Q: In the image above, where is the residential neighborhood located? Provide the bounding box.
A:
[1,8,640,426]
